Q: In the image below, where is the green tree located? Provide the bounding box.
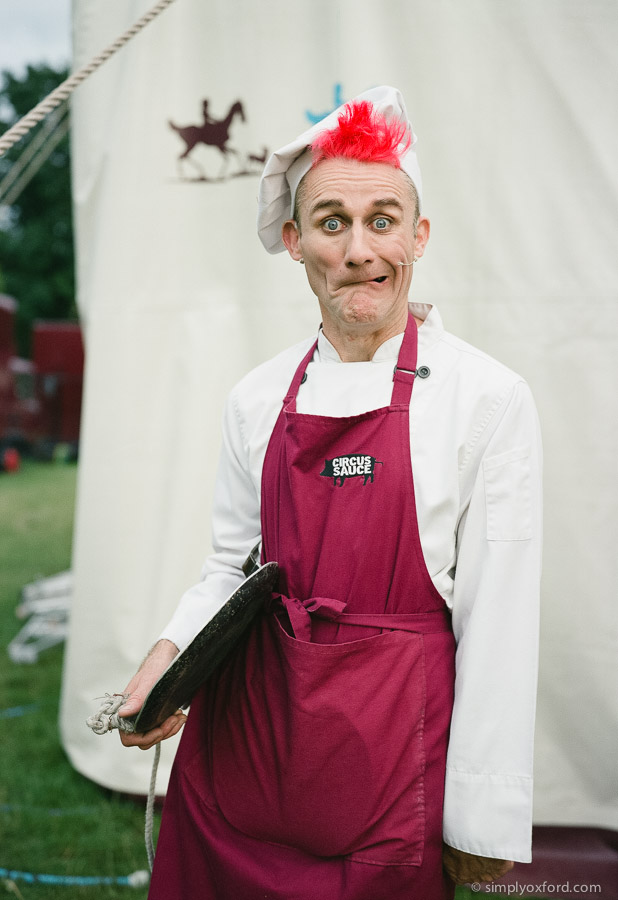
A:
[0,64,75,357]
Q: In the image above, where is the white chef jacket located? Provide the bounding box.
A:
[160,302,542,864]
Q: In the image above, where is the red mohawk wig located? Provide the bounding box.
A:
[311,100,412,169]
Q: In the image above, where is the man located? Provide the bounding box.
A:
[202,99,216,126]
[119,86,542,899]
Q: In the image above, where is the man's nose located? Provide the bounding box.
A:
[344,222,374,267]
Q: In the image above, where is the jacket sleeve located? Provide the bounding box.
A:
[158,388,261,651]
[442,380,542,863]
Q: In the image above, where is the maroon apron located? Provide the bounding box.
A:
[149,313,456,899]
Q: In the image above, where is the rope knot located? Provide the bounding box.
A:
[86,693,136,735]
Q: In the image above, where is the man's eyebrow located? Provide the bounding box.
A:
[309,197,405,216]
[373,198,405,211]
[309,199,345,215]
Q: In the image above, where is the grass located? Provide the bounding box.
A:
[0,461,549,899]
[0,460,156,899]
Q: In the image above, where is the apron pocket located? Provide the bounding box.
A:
[210,614,427,866]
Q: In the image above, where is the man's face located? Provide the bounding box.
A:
[282,157,429,337]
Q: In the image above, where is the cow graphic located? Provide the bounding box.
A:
[320,454,383,487]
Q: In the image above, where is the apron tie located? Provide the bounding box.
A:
[272,594,348,641]
[271,593,451,641]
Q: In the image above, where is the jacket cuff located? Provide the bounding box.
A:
[442,767,533,862]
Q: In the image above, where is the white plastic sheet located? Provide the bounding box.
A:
[61,0,618,829]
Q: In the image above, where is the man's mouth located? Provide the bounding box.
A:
[336,275,388,290]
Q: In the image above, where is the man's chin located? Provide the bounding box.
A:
[339,299,395,328]
[319,289,407,333]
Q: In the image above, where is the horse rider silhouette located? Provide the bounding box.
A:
[169,100,246,179]
[202,100,216,126]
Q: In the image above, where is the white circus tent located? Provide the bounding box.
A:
[59,0,617,838]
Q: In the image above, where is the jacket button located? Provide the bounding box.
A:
[416,366,431,379]
[301,372,308,384]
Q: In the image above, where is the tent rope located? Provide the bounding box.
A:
[0,110,71,207]
[87,693,161,872]
[0,0,179,157]
[0,105,68,201]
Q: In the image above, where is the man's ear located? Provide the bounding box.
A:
[282,219,303,261]
[414,216,430,260]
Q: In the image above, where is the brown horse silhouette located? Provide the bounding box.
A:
[169,100,246,179]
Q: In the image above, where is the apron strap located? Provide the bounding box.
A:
[284,339,319,408]
[272,593,451,641]
[391,312,419,407]
[284,311,420,410]
[328,610,452,633]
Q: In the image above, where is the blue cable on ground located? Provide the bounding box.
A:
[0,867,149,887]
[0,703,41,719]
[0,803,100,816]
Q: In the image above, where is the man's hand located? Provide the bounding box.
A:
[118,639,187,751]
[442,843,514,885]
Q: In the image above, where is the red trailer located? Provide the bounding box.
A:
[0,295,41,454]
[0,295,84,460]
[0,294,16,357]
[32,320,84,444]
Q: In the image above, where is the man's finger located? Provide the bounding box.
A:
[138,717,186,751]
[119,712,187,749]
[118,696,143,716]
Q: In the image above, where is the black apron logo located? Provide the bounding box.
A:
[320,454,383,487]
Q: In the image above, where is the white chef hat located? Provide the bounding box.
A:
[257,85,422,254]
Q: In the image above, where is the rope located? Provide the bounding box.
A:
[86,693,136,735]
[0,0,179,157]
[0,111,70,207]
[87,693,162,871]
[145,743,161,871]
[0,105,68,198]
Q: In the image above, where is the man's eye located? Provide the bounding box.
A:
[374,217,390,230]
[324,218,342,232]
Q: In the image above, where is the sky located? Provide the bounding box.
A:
[0,0,71,77]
